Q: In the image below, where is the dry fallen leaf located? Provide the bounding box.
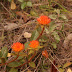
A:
[67,68,72,72]
[16,11,27,22]
[63,62,72,68]
[11,0,16,10]
[4,23,18,31]
[7,53,11,57]
[24,32,32,38]
[63,33,72,48]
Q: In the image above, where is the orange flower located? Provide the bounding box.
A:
[29,40,39,49]
[42,50,48,58]
[11,42,24,52]
[37,15,51,25]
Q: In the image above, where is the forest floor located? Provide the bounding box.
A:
[0,0,72,72]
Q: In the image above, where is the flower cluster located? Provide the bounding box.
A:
[11,42,24,52]
[11,40,39,52]
[29,40,39,49]
[42,50,48,58]
[37,15,51,25]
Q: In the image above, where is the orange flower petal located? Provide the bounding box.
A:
[29,40,39,49]
[42,50,48,58]
[11,42,24,52]
[37,15,51,25]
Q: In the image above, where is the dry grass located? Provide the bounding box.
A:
[0,0,72,72]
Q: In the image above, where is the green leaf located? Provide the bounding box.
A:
[60,14,67,20]
[51,42,57,49]
[45,27,49,34]
[37,26,41,33]
[21,2,27,9]
[39,35,48,42]
[52,31,60,41]
[27,2,32,7]
[49,25,56,32]
[24,42,30,50]
[30,10,38,16]
[0,33,5,41]
[8,61,22,67]
[61,23,65,30]
[49,21,57,32]
[9,68,18,72]
[18,0,24,2]
[30,30,39,40]
[59,68,65,72]
[39,39,46,42]
[28,50,34,55]
[38,46,43,49]
[29,62,36,68]
[1,46,8,58]
[41,35,48,40]
[19,52,27,57]
[54,9,60,15]
[63,62,72,68]
[17,56,24,60]
[0,59,1,63]
[49,14,57,19]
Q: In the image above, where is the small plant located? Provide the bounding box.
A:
[0,13,69,71]
[0,15,51,72]
[0,0,71,71]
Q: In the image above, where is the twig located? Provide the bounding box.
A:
[48,48,63,65]
[34,53,41,62]
[23,53,41,72]
[22,66,30,72]
[0,2,11,15]
[34,55,42,72]
[48,58,60,72]
[33,3,49,6]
